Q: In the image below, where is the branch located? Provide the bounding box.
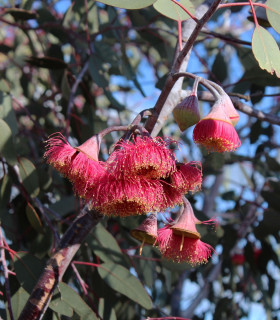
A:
[180,261,222,318]
[18,207,103,320]
[145,0,222,136]
[197,91,280,126]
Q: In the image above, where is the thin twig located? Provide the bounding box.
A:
[71,262,88,295]
[0,226,14,320]
[197,91,280,126]
[66,60,90,137]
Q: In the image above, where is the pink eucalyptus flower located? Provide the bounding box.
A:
[157,225,214,265]
[44,133,105,198]
[160,181,183,210]
[130,213,158,254]
[107,136,177,179]
[193,104,241,152]
[156,199,216,265]
[90,175,165,217]
[171,161,202,194]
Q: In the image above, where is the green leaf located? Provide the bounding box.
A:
[211,52,228,83]
[98,298,117,320]
[58,282,98,319]
[18,157,40,198]
[261,190,280,211]
[89,56,125,110]
[0,174,12,209]
[0,79,10,92]
[266,0,280,34]
[252,26,280,77]
[49,196,76,217]
[4,8,38,20]
[14,253,45,293]
[98,261,153,310]
[250,119,262,144]
[0,92,18,135]
[153,0,194,21]
[255,209,280,238]
[50,291,74,317]
[96,0,156,9]
[0,119,17,165]
[9,287,29,319]
[265,155,280,171]
[25,203,44,233]
[88,223,128,266]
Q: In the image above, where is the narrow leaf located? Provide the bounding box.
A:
[25,203,44,233]
[58,282,98,319]
[252,26,280,77]
[98,261,153,310]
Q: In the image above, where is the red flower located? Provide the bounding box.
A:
[157,225,214,265]
[156,199,215,265]
[44,133,76,176]
[130,213,158,255]
[193,104,241,152]
[90,175,165,217]
[44,133,105,197]
[107,136,176,179]
[171,161,202,194]
[160,181,183,210]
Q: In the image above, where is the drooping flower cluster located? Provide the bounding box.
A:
[44,77,241,267]
[130,198,217,265]
[44,134,202,217]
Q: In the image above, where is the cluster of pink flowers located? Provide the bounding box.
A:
[45,134,202,217]
[45,89,241,266]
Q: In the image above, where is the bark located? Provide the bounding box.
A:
[18,207,103,320]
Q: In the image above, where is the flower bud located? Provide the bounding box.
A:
[173,93,200,132]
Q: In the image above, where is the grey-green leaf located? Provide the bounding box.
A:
[18,157,40,197]
[153,0,194,21]
[9,287,29,319]
[97,0,157,10]
[266,0,280,34]
[88,223,128,266]
[252,26,280,77]
[58,282,98,320]
[14,253,45,293]
[0,92,18,135]
[0,119,17,165]
[98,261,153,310]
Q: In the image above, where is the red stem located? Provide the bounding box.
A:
[178,19,182,51]
[0,227,14,320]
[248,0,259,27]
[171,0,198,22]
[219,2,269,11]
